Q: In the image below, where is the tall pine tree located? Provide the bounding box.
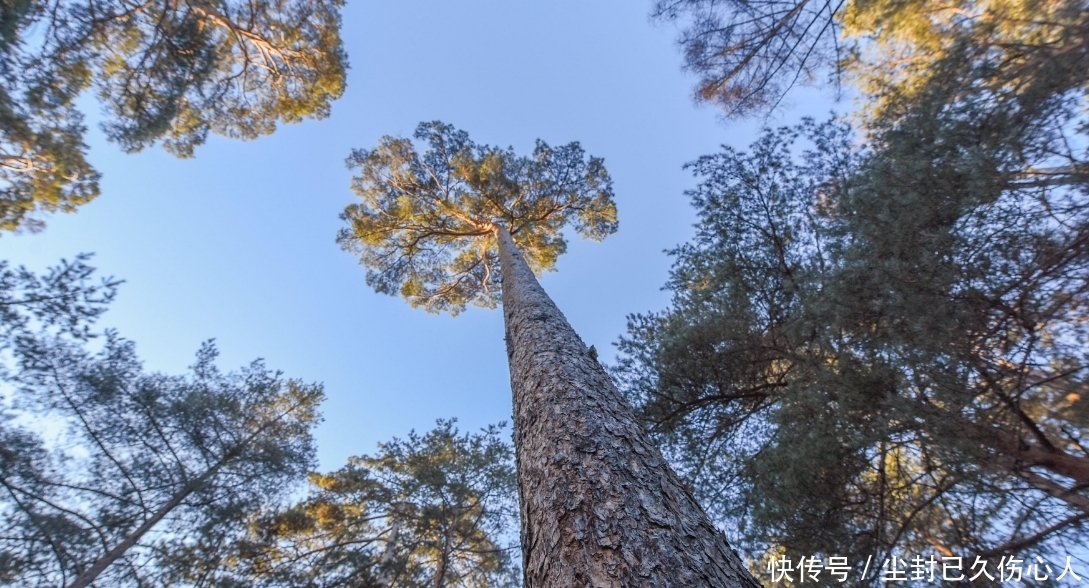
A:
[337,122,761,588]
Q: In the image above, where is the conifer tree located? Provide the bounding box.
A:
[241,419,519,588]
[642,0,1089,576]
[614,117,1089,580]
[653,0,1089,121]
[0,259,323,587]
[0,254,119,353]
[338,122,761,588]
[0,0,346,232]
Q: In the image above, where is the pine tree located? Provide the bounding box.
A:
[241,420,519,588]
[337,122,761,588]
[0,260,323,587]
[614,118,1089,581]
[0,0,346,231]
[652,0,1089,120]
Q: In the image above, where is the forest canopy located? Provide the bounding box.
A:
[3,0,1088,585]
[615,113,1089,573]
[654,0,1089,123]
[0,0,346,231]
[0,259,517,587]
[617,1,1089,576]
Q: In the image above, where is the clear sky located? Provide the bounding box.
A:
[1,0,836,470]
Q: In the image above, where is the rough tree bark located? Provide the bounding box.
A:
[495,226,761,588]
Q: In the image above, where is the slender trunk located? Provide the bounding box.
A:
[66,465,223,588]
[495,226,761,588]
[432,523,450,588]
[375,515,402,588]
[63,395,303,588]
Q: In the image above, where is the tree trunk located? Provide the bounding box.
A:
[375,515,403,588]
[431,523,450,588]
[65,465,222,588]
[495,226,761,588]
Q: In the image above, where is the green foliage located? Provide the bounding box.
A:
[0,0,347,231]
[0,254,119,352]
[0,260,324,587]
[651,0,845,116]
[638,1,1089,575]
[842,0,1089,121]
[338,121,617,315]
[615,118,1089,581]
[653,0,1089,121]
[240,419,519,588]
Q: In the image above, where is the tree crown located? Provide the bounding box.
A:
[654,0,1089,122]
[1,0,347,231]
[4,335,323,587]
[615,117,1089,577]
[241,419,519,587]
[338,121,617,315]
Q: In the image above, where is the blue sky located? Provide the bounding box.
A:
[1,0,836,470]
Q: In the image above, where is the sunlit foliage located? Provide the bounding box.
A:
[241,419,519,588]
[653,0,1089,122]
[0,0,346,231]
[338,121,617,315]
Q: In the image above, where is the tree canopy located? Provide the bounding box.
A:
[0,0,346,231]
[0,259,324,587]
[635,1,1089,576]
[0,254,119,354]
[0,258,526,587]
[615,116,1089,579]
[239,419,519,588]
[338,121,617,315]
[652,0,845,116]
[653,0,1089,121]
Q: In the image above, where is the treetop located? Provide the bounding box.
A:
[338,121,617,315]
[1,0,347,232]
